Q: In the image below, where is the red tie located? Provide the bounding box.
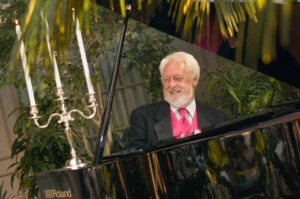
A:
[178,108,190,138]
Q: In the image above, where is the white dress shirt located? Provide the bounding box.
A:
[170,99,196,124]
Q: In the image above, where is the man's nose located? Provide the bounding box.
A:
[169,78,177,87]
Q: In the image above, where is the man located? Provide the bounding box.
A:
[124,52,228,150]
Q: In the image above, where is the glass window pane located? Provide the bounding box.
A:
[111,89,130,127]
[128,84,151,109]
[124,67,144,84]
[99,52,123,90]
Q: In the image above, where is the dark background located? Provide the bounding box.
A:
[96,0,300,89]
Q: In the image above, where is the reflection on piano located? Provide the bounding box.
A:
[36,103,300,198]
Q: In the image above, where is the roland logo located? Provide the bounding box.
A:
[44,189,72,198]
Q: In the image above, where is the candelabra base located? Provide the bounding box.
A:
[64,157,89,170]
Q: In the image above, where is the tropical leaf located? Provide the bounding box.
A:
[224,81,240,103]
[254,130,267,155]
[9,0,97,74]
[259,89,274,107]
[207,139,228,169]
[248,97,259,113]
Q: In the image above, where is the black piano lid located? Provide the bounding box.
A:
[101,101,300,162]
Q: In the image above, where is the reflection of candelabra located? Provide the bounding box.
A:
[30,87,97,169]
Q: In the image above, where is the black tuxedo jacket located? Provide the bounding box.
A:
[123,100,228,150]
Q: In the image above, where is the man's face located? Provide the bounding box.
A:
[162,60,198,108]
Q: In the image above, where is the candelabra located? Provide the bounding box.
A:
[15,9,98,169]
[30,87,97,169]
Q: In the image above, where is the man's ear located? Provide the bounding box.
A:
[192,77,198,87]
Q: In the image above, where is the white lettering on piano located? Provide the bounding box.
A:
[44,189,72,198]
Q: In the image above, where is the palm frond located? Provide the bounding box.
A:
[8,0,293,75]
[9,0,97,74]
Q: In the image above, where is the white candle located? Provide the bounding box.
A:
[52,54,61,88]
[46,21,62,88]
[15,20,36,106]
[73,9,94,93]
[41,10,62,88]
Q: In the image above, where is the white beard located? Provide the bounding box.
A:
[164,86,194,108]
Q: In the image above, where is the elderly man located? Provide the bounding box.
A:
[124,52,228,150]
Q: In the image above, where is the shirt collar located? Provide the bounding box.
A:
[170,99,196,117]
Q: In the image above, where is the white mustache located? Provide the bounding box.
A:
[168,87,182,93]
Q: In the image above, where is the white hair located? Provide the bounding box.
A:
[159,52,200,85]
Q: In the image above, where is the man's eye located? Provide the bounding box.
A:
[164,78,170,82]
[175,77,183,81]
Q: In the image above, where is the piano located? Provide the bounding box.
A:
[36,102,300,198]
[35,1,300,199]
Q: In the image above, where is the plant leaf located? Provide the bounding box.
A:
[225,81,240,103]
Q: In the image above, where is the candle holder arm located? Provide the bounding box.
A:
[69,106,97,120]
[30,105,61,129]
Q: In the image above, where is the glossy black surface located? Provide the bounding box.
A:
[36,105,300,199]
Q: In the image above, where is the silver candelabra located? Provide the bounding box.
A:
[16,9,98,169]
[30,86,97,169]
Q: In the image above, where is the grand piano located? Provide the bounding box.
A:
[36,102,300,198]
[35,1,300,199]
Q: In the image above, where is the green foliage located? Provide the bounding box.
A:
[123,23,177,102]
[7,0,99,74]
[201,57,293,119]
[0,0,28,88]
[0,181,10,199]
[0,3,122,199]
[9,92,70,199]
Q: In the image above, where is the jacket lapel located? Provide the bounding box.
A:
[154,101,173,141]
[196,101,213,131]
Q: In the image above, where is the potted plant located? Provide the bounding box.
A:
[200,57,296,119]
